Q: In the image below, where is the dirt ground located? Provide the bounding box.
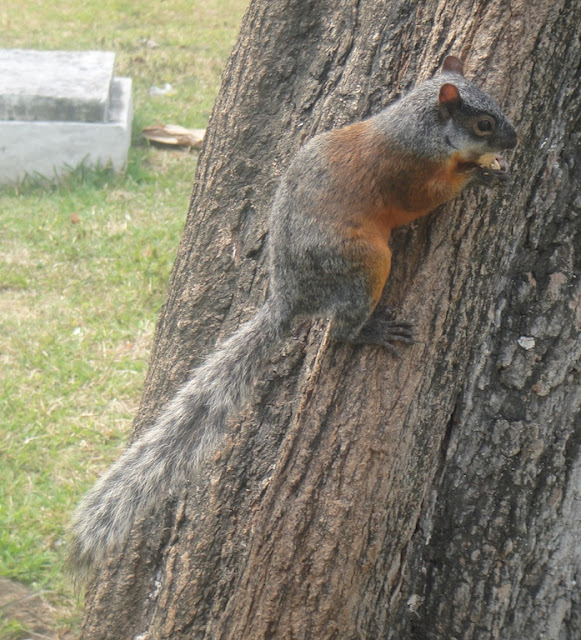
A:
[0,578,77,640]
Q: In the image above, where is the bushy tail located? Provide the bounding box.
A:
[68,298,289,579]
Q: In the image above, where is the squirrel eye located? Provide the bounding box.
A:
[474,117,495,136]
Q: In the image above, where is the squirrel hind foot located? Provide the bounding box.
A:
[351,317,416,356]
[333,305,416,356]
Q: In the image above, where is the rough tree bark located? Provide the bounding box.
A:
[80,1,580,638]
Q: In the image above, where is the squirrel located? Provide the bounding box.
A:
[68,55,517,577]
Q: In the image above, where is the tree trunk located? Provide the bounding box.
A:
[80,1,580,638]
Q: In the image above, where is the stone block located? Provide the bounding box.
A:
[0,50,115,123]
[0,50,132,184]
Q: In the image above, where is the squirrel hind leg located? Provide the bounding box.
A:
[327,244,414,355]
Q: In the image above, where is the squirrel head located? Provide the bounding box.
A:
[436,55,517,159]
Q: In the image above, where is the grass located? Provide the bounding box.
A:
[0,0,248,636]
[0,616,27,640]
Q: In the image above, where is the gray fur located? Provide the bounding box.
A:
[69,298,290,577]
[69,61,516,578]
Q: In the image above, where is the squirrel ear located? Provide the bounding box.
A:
[438,83,461,119]
[442,55,464,76]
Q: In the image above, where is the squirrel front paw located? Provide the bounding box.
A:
[472,154,510,187]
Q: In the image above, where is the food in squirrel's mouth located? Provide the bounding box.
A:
[478,153,505,171]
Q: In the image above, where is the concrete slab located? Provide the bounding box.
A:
[0,77,132,184]
[0,50,115,122]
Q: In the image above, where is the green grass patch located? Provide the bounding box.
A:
[0,615,27,640]
[0,0,248,636]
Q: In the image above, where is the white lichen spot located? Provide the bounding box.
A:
[517,336,535,350]
[407,594,424,615]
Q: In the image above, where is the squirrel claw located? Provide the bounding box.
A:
[476,168,510,186]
